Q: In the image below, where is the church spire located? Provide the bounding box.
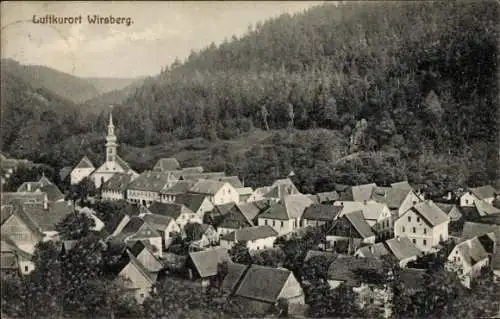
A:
[106,110,117,163]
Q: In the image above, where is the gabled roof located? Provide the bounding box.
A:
[22,201,73,232]
[385,237,421,261]
[188,247,232,278]
[474,199,500,217]
[233,264,293,303]
[115,155,134,173]
[461,222,500,241]
[189,180,228,195]
[74,156,95,170]
[468,185,497,200]
[258,202,289,220]
[2,192,46,205]
[436,203,458,215]
[102,173,132,192]
[1,205,14,225]
[217,176,243,188]
[327,255,383,285]
[142,213,174,231]
[147,202,194,220]
[1,235,33,260]
[351,183,377,202]
[118,250,157,284]
[113,217,145,241]
[343,210,375,239]
[128,171,176,192]
[338,201,388,221]
[161,180,197,195]
[411,201,450,227]
[3,203,44,239]
[355,243,390,259]
[128,241,163,273]
[221,225,278,242]
[302,204,342,221]
[221,263,248,293]
[454,236,490,267]
[153,157,181,171]
[39,184,64,201]
[237,202,264,222]
[384,188,413,209]
[174,193,209,213]
[283,194,314,219]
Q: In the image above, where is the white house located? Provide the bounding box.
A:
[394,201,450,252]
[142,213,182,250]
[188,180,239,206]
[220,225,278,251]
[70,156,95,185]
[127,171,178,207]
[146,202,201,229]
[257,194,314,236]
[460,185,497,207]
[446,235,493,288]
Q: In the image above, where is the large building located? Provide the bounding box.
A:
[70,112,138,188]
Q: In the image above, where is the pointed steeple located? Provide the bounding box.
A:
[106,110,117,163]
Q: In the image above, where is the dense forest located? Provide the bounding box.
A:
[1,1,499,195]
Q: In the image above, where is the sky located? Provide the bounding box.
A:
[1,1,327,78]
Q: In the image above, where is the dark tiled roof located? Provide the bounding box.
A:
[221,263,248,293]
[258,202,289,220]
[189,180,227,195]
[355,243,390,259]
[217,176,243,188]
[161,180,197,195]
[174,193,208,213]
[128,171,176,192]
[147,202,194,220]
[153,158,181,171]
[2,192,47,204]
[188,247,232,278]
[220,225,278,242]
[385,237,421,261]
[142,213,174,230]
[474,200,500,216]
[327,255,383,285]
[303,204,342,221]
[39,184,64,201]
[344,210,375,239]
[234,264,293,303]
[22,201,73,232]
[102,173,132,192]
[237,202,263,222]
[461,222,500,241]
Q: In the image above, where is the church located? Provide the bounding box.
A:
[70,112,138,188]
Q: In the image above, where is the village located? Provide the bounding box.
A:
[1,112,500,317]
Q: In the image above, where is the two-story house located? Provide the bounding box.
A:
[141,213,181,250]
[188,180,239,206]
[460,185,498,207]
[220,225,278,251]
[146,202,201,229]
[257,194,314,236]
[101,173,133,201]
[301,204,342,227]
[394,200,450,251]
[127,171,178,206]
[326,210,376,251]
[335,201,393,239]
[446,234,493,288]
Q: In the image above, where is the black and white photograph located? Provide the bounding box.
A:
[1,1,499,318]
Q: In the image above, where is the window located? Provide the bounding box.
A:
[281,221,284,227]
[423,239,427,246]
[423,228,427,234]
[417,217,420,222]
[265,220,268,225]
[24,266,28,272]
[402,226,405,233]
[412,239,416,244]
[140,293,145,298]
[465,200,469,204]
[412,227,416,233]
[272,220,275,227]
[408,216,411,222]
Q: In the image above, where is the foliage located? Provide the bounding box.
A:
[301,255,332,281]
[228,242,253,265]
[55,211,96,240]
[2,163,57,192]
[305,281,362,318]
[184,222,205,242]
[251,248,286,268]
[67,177,97,203]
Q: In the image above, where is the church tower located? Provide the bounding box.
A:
[106,112,117,163]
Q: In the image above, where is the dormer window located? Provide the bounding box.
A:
[408,216,411,222]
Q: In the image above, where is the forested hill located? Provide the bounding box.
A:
[1,1,499,194]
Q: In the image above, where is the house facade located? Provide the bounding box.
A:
[70,156,96,185]
[101,173,132,201]
[220,225,278,251]
[188,180,239,206]
[394,201,450,252]
[127,171,178,206]
[460,186,497,207]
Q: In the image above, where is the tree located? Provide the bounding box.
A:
[68,177,96,203]
[55,211,96,240]
[306,281,362,318]
[287,102,294,129]
[184,222,205,242]
[302,255,333,281]
[261,105,269,130]
[228,242,253,265]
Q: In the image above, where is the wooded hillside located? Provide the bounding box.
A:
[1,1,498,194]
